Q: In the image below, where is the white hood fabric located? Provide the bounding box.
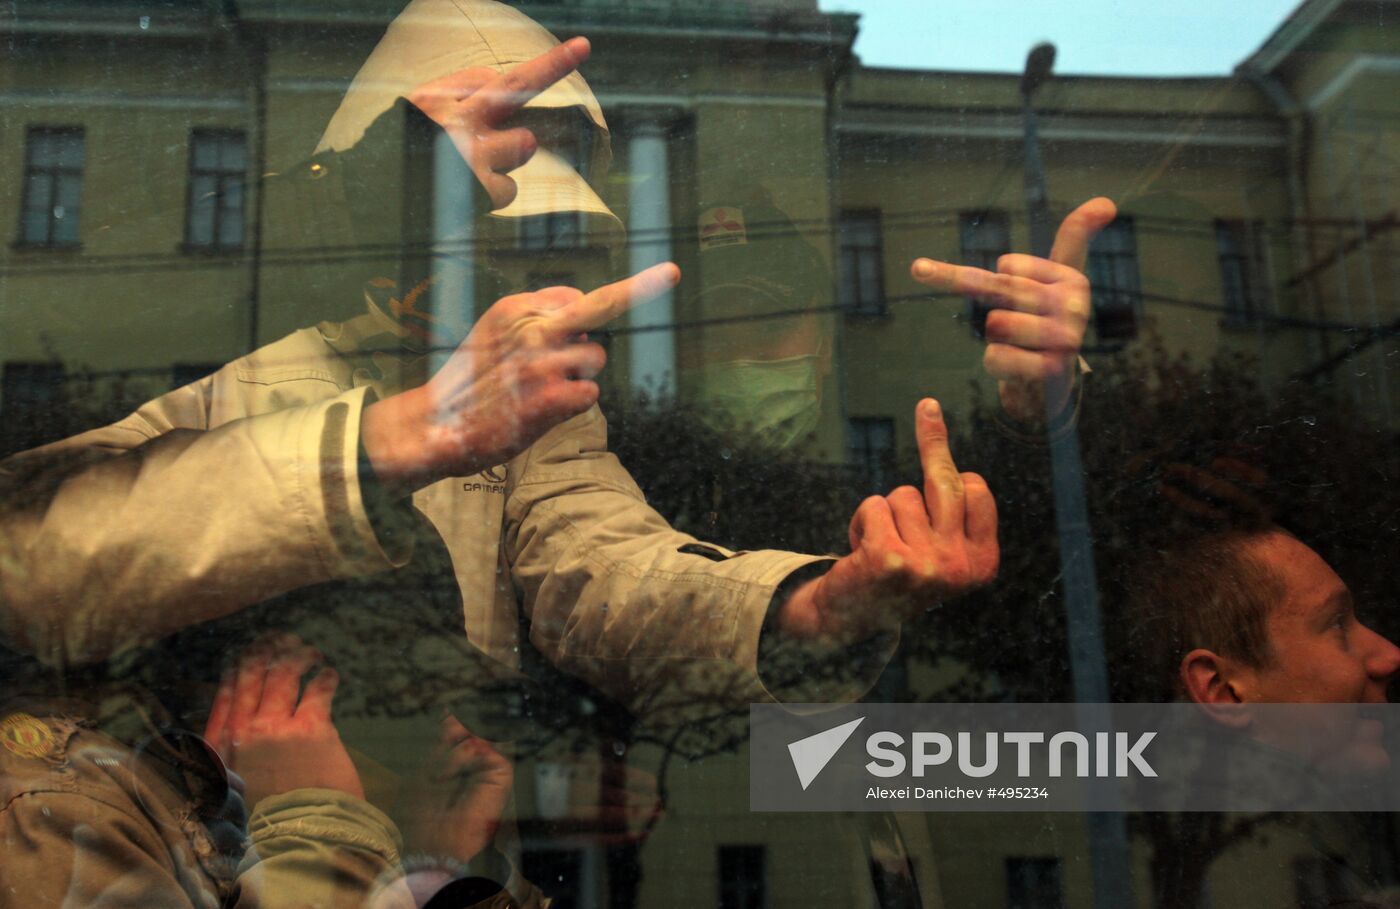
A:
[316,0,620,228]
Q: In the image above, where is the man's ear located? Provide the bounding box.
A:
[1180,649,1251,729]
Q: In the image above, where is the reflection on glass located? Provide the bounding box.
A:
[0,0,1397,906]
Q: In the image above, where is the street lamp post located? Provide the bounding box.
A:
[1020,41,1136,909]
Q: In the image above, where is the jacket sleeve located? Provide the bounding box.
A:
[0,789,221,909]
[502,405,891,714]
[0,376,409,669]
[233,788,406,908]
[0,720,224,909]
[242,792,555,909]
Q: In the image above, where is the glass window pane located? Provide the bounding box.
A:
[187,179,216,246]
[217,183,243,247]
[857,253,881,307]
[54,173,82,211]
[54,132,84,169]
[23,172,53,216]
[26,131,55,164]
[219,135,246,172]
[220,177,243,213]
[192,134,219,170]
[50,207,79,245]
[6,7,1400,909]
[20,208,49,245]
[840,263,860,310]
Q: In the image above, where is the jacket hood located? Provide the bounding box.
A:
[316,0,619,228]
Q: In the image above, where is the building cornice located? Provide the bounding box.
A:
[225,1,857,47]
[0,88,247,111]
[836,108,1286,149]
[1240,0,1348,74]
[1305,53,1400,108]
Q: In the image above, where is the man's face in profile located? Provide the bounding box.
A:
[1217,532,1400,774]
[1234,532,1400,705]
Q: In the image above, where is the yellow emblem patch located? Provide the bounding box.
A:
[698,207,748,251]
[0,713,57,759]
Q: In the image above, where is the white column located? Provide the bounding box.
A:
[431,130,475,374]
[626,121,675,397]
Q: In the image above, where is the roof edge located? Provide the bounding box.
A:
[1238,0,1346,74]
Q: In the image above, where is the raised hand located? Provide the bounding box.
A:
[203,634,363,808]
[776,398,999,643]
[911,197,1117,422]
[402,715,515,865]
[362,262,681,495]
[406,37,591,210]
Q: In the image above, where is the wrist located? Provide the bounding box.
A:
[1044,363,1077,419]
[362,387,436,497]
[998,361,1078,426]
[772,576,828,642]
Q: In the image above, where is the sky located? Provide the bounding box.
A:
[815,0,1305,77]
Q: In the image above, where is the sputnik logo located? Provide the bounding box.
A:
[787,717,865,791]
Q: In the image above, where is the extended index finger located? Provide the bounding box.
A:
[474,37,591,125]
[548,262,681,333]
[910,259,1039,312]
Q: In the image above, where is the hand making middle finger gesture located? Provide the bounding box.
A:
[912,197,1117,422]
[406,36,592,210]
[362,262,681,495]
[775,398,999,644]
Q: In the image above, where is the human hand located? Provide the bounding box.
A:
[776,398,999,643]
[361,263,680,495]
[911,197,1117,422]
[406,37,591,210]
[403,715,514,864]
[203,635,363,808]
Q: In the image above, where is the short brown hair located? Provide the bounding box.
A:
[1127,528,1287,702]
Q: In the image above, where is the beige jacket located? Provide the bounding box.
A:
[0,710,399,909]
[0,709,544,909]
[0,303,834,710]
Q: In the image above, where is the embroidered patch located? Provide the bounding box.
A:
[0,713,57,759]
[699,206,748,251]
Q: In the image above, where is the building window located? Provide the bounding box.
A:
[518,210,582,251]
[1005,856,1066,909]
[719,845,766,909]
[848,416,895,495]
[18,127,84,248]
[1,361,67,454]
[1216,218,1267,326]
[959,209,1010,337]
[838,209,885,316]
[185,130,247,251]
[1086,216,1140,342]
[516,119,587,251]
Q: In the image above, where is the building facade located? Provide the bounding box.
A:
[2,1,1398,907]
